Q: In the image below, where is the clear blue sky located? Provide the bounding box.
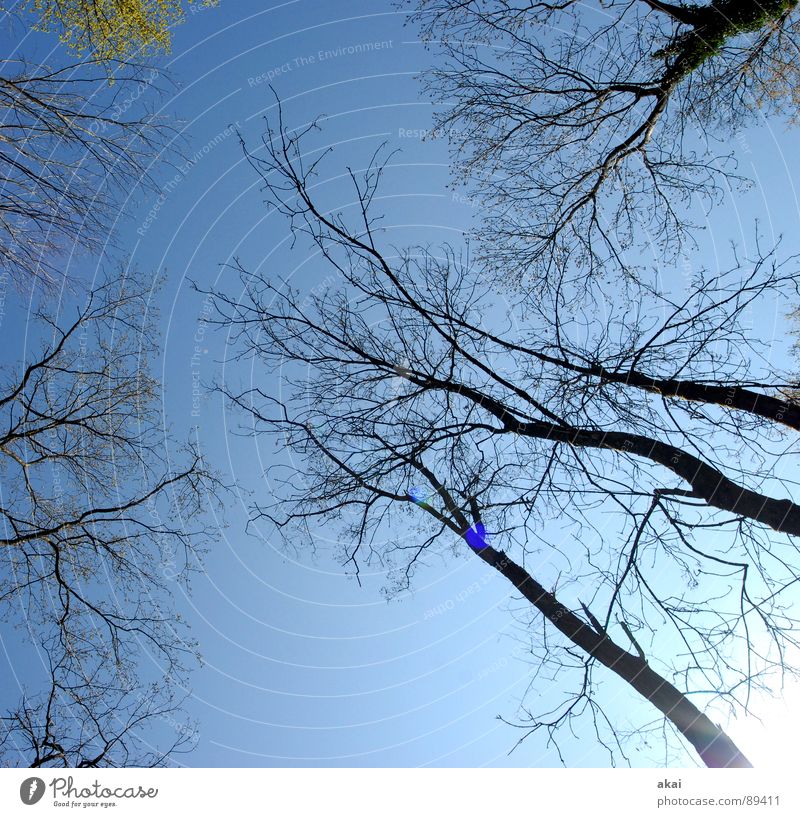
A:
[1,0,799,768]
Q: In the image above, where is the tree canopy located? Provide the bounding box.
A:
[0,270,219,766]
[0,0,219,767]
[410,0,800,284]
[0,58,173,286]
[25,0,218,62]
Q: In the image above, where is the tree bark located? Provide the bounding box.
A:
[475,544,752,768]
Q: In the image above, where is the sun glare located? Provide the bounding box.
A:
[724,683,800,770]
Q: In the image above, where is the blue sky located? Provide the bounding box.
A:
[1,0,800,768]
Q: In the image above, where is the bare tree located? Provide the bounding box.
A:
[0,644,195,768]
[208,115,800,767]
[0,56,174,287]
[0,268,218,767]
[409,0,800,284]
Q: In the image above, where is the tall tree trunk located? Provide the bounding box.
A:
[475,544,752,768]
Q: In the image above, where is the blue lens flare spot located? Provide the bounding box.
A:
[465,522,489,550]
[408,486,431,505]
[408,487,490,550]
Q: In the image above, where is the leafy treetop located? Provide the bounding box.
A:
[24,0,218,62]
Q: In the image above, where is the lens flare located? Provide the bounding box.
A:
[407,486,432,506]
[408,487,490,549]
[464,522,489,550]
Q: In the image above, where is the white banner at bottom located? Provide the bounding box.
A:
[0,768,793,816]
